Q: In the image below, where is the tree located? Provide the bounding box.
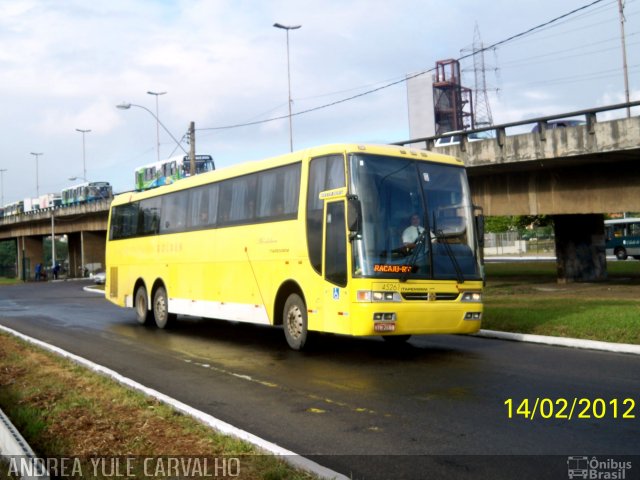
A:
[0,240,16,267]
[485,215,553,233]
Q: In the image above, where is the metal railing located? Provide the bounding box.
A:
[394,99,640,150]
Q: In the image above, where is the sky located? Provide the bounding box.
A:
[0,0,638,203]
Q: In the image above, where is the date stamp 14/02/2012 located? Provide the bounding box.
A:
[504,397,636,421]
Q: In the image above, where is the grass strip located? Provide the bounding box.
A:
[0,331,316,480]
[483,261,640,344]
[483,299,640,344]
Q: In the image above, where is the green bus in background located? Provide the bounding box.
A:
[605,218,640,260]
[134,155,215,191]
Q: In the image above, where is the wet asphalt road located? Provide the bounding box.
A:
[0,280,638,479]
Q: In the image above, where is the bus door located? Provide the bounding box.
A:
[322,199,350,334]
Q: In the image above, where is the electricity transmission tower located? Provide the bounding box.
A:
[461,23,496,127]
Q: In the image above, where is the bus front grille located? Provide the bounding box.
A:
[401,292,460,301]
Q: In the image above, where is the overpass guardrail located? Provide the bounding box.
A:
[393,99,640,151]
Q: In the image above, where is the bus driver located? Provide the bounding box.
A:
[402,214,425,250]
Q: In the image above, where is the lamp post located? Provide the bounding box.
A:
[30,152,43,197]
[116,102,188,155]
[617,0,631,118]
[0,169,6,207]
[75,128,91,182]
[147,91,167,161]
[273,22,301,152]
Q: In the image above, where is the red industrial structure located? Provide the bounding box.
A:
[433,59,474,134]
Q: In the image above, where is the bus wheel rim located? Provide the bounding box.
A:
[155,295,166,318]
[136,291,146,317]
[286,305,303,338]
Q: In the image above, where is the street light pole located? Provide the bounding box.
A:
[0,169,6,207]
[147,91,167,161]
[30,152,43,197]
[617,0,631,118]
[273,23,301,152]
[75,128,91,181]
[116,102,188,155]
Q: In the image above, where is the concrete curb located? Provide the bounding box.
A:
[82,285,104,294]
[476,329,640,355]
[0,407,50,479]
[0,325,348,480]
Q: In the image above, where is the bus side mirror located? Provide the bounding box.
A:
[474,205,485,248]
[476,216,485,247]
[347,196,362,239]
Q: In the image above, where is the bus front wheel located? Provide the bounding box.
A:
[153,286,176,329]
[134,286,154,326]
[283,293,308,350]
[615,248,628,260]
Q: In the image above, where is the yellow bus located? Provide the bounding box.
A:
[105,144,484,350]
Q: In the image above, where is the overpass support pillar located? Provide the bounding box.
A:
[67,232,83,278]
[83,231,106,274]
[16,236,44,282]
[553,214,607,283]
[67,231,106,278]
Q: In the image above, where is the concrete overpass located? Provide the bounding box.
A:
[396,101,640,282]
[0,199,110,281]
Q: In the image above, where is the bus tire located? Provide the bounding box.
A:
[153,286,176,329]
[283,293,308,350]
[615,248,628,261]
[134,286,154,326]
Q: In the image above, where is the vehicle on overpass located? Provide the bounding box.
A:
[23,193,62,213]
[434,130,492,147]
[3,200,24,217]
[181,154,215,177]
[61,181,113,205]
[605,218,640,260]
[106,144,484,350]
[531,119,586,132]
[134,154,215,191]
[39,193,62,209]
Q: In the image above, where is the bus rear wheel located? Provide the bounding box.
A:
[283,293,308,350]
[134,286,154,326]
[153,286,176,329]
[615,248,628,260]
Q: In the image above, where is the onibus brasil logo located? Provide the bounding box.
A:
[567,456,632,479]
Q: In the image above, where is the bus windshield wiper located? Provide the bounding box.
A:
[399,228,428,283]
[432,228,465,284]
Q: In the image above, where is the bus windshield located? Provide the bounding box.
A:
[182,155,215,176]
[349,153,481,281]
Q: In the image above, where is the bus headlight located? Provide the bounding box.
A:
[357,290,402,302]
[373,312,397,321]
[461,291,482,303]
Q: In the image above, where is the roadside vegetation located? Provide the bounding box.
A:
[0,332,316,480]
[484,261,640,344]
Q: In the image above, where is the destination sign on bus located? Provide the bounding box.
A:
[373,264,414,273]
[318,187,347,200]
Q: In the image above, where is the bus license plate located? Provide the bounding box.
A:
[374,322,396,332]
